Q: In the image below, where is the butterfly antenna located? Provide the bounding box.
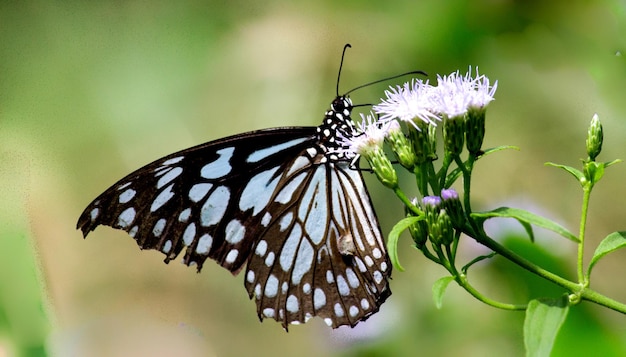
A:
[336,44,352,97]
[345,70,428,95]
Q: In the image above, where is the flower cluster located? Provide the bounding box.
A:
[334,67,497,185]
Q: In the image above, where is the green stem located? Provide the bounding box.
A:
[456,274,527,311]
[471,229,626,314]
[578,186,592,286]
[393,187,420,215]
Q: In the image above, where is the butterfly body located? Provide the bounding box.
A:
[78,94,391,329]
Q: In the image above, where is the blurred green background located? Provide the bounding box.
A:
[2,0,626,356]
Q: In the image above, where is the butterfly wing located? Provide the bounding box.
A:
[77,127,317,273]
[245,156,391,328]
[77,125,391,329]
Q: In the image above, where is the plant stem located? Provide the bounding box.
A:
[456,273,526,311]
[578,186,592,286]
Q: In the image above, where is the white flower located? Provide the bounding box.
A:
[431,70,472,118]
[468,68,498,109]
[373,79,440,128]
[430,67,498,118]
[334,112,388,160]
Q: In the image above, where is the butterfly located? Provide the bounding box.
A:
[77,45,416,329]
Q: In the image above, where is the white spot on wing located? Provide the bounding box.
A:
[118,207,136,228]
[334,303,344,317]
[239,167,280,215]
[263,308,275,318]
[349,305,359,317]
[345,268,360,288]
[279,223,302,272]
[182,223,196,246]
[261,212,271,227]
[264,252,275,267]
[336,275,350,296]
[299,168,327,245]
[372,247,382,259]
[265,274,278,298]
[178,208,191,222]
[279,212,293,232]
[117,182,132,190]
[118,188,136,203]
[153,218,166,237]
[274,172,307,204]
[246,138,309,163]
[360,298,370,310]
[225,219,245,244]
[314,288,326,309]
[157,166,182,189]
[246,270,255,283]
[162,240,172,253]
[286,295,299,313]
[89,208,99,221]
[196,234,213,254]
[291,239,313,285]
[200,147,234,179]
[200,186,230,227]
[286,156,311,176]
[151,183,175,212]
[373,270,383,284]
[225,249,238,264]
[255,240,267,256]
[162,156,184,166]
[303,283,311,294]
[189,183,213,202]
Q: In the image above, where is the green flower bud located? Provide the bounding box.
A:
[385,120,417,170]
[466,106,486,155]
[408,120,438,164]
[443,114,466,156]
[436,210,454,246]
[364,145,398,189]
[441,188,465,228]
[586,113,603,161]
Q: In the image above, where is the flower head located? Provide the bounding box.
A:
[373,79,440,129]
[429,67,498,118]
[334,112,387,160]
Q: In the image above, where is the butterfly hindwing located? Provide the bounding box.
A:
[245,156,391,328]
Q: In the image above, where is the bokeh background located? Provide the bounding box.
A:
[2,1,626,356]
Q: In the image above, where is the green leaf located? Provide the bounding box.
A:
[444,166,462,188]
[587,231,626,276]
[480,145,519,157]
[388,216,423,272]
[472,207,579,243]
[461,252,496,274]
[545,162,584,183]
[524,296,569,357]
[432,276,455,309]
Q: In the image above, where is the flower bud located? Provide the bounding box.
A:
[443,114,466,156]
[441,188,465,228]
[364,145,398,189]
[385,120,417,170]
[408,121,437,164]
[586,113,603,161]
[466,106,486,155]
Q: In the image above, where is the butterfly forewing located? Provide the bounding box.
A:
[77,128,316,272]
[77,96,392,329]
